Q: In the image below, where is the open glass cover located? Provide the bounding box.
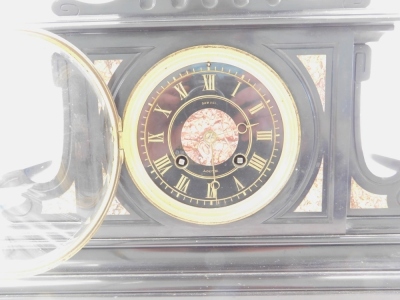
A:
[0,30,120,278]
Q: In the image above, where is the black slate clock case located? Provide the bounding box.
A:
[2,0,400,296]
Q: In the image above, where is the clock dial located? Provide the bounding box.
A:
[123,45,300,224]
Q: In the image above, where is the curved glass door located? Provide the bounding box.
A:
[0,29,121,278]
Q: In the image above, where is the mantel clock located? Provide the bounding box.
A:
[1,0,400,297]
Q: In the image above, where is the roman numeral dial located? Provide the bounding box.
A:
[202,74,216,91]
[248,102,265,115]
[257,130,273,141]
[139,66,283,207]
[175,174,190,193]
[206,182,218,199]
[147,132,164,143]
[174,82,188,100]
[154,104,172,118]
[123,45,300,224]
[231,81,242,97]
[248,153,268,173]
[152,154,172,176]
[233,177,245,193]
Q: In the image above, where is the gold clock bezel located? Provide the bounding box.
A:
[122,45,300,225]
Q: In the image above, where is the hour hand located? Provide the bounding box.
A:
[202,131,219,200]
[236,122,259,134]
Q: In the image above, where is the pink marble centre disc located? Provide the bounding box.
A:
[181,108,238,166]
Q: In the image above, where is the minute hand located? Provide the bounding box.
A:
[210,143,219,200]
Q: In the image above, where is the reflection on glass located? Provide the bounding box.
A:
[360,27,400,178]
[0,31,118,278]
